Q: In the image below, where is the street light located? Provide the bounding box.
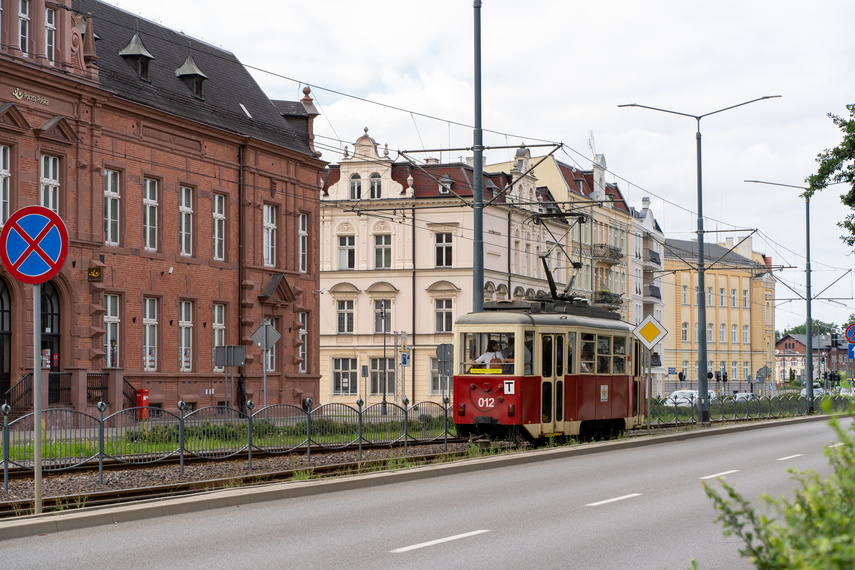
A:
[620,95,781,422]
[745,179,815,412]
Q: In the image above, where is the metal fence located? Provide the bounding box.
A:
[647,393,850,427]
[0,397,456,491]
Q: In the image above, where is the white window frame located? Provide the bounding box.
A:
[179,186,193,257]
[298,312,307,373]
[742,289,748,308]
[374,299,390,334]
[435,298,453,333]
[743,361,750,380]
[743,325,750,344]
[338,235,355,270]
[332,358,358,395]
[435,232,452,268]
[706,323,713,342]
[104,169,120,246]
[681,322,688,342]
[212,193,226,261]
[263,204,277,267]
[179,300,193,371]
[374,234,391,269]
[337,300,354,333]
[212,303,225,372]
[707,287,713,306]
[263,318,276,371]
[298,213,308,273]
[719,324,726,343]
[369,357,395,397]
[349,174,361,199]
[731,324,737,343]
[143,178,158,252]
[719,288,725,306]
[0,145,10,226]
[18,0,29,55]
[370,173,381,199]
[40,154,59,213]
[731,288,737,307]
[143,297,157,371]
[732,361,738,381]
[45,7,55,63]
[104,294,120,368]
[681,285,688,304]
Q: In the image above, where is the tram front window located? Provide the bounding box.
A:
[462,332,514,374]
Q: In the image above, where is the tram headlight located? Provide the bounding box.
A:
[457,403,466,416]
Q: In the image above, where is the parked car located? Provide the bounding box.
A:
[799,385,826,397]
[837,387,854,398]
[734,392,757,402]
[664,389,718,407]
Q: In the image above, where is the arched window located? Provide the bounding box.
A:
[370,173,381,199]
[350,174,361,199]
[41,282,61,371]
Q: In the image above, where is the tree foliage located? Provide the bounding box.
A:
[807,103,855,247]
[782,319,839,337]
[704,413,855,568]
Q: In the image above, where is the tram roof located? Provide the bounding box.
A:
[456,307,633,333]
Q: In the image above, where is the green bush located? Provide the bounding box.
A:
[704,409,855,568]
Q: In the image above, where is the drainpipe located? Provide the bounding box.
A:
[238,144,246,388]
[411,205,416,401]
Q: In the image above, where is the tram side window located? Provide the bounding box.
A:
[581,333,595,373]
[556,335,564,377]
[597,335,612,374]
[613,336,627,374]
[567,332,576,374]
[541,334,553,377]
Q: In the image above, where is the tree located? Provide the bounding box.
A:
[807,104,855,247]
[782,319,839,337]
[704,413,855,568]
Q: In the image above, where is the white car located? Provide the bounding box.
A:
[799,386,826,397]
[734,392,757,402]
[665,389,718,407]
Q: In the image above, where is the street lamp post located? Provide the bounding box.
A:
[745,179,814,412]
[620,96,781,422]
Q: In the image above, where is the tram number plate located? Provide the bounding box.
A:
[478,398,497,409]
[504,380,515,394]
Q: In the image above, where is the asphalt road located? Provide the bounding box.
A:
[2,418,846,569]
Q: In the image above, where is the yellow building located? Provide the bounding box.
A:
[662,236,775,396]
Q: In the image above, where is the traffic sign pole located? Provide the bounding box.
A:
[0,206,70,516]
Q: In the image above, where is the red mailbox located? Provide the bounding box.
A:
[136,389,150,420]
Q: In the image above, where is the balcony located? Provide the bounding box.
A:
[592,243,622,265]
[593,290,622,311]
[643,284,662,300]
[645,249,661,268]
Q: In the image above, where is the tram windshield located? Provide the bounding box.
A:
[461,332,514,374]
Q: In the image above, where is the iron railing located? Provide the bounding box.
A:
[123,377,138,410]
[87,373,109,405]
[3,373,32,409]
[47,373,72,406]
[592,243,622,262]
[0,398,456,488]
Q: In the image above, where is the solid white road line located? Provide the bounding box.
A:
[586,493,642,507]
[776,454,803,461]
[390,530,491,553]
[829,443,845,448]
[699,470,739,480]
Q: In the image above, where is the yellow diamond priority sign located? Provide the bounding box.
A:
[633,315,667,350]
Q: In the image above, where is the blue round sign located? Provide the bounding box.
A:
[0,206,69,284]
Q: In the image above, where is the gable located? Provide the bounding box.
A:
[0,103,32,133]
[35,116,79,144]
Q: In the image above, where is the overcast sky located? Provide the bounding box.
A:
[107,0,855,332]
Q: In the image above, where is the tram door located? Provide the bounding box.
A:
[539,334,565,435]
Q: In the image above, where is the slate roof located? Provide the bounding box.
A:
[74,0,313,155]
[664,238,761,268]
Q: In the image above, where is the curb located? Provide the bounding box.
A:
[0,414,831,540]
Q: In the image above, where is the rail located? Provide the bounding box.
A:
[0,397,456,490]
[2,374,32,410]
[122,377,138,410]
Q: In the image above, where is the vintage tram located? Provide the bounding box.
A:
[453,297,645,440]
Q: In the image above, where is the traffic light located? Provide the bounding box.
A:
[715,371,721,381]
[678,372,685,382]
[723,371,728,383]
[832,333,839,347]
[707,371,713,380]
[823,371,828,380]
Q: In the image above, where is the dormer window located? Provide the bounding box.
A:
[349,174,361,199]
[119,34,155,81]
[175,54,207,99]
[370,173,381,199]
[438,174,452,195]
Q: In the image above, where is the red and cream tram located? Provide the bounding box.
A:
[453,299,645,440]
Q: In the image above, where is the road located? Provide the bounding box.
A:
[3,419,846,569]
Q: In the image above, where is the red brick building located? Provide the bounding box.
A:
[0,0,324,414]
